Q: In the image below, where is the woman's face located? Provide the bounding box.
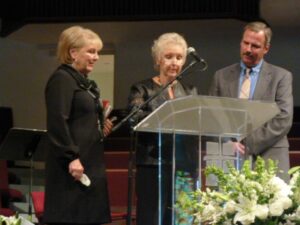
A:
[157,44,186,80]
[70,43,101,75]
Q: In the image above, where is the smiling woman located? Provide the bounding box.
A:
[43,26,115,225]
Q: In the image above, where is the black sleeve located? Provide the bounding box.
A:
[45,71,80,162]
[127,82,151,125]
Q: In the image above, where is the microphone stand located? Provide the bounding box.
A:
[24,133,42,222]
[112,58,204,225]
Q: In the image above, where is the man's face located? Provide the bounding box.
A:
[240,29,270,67]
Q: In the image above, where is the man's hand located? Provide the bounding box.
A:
[232,141,246,154]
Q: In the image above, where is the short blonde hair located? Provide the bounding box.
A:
[151,32,188,70]
[57,26,103,64]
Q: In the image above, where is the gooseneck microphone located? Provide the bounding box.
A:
[187,47,208,71]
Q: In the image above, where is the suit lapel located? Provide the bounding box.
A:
[228,65,241,97]
[253,62,272,99]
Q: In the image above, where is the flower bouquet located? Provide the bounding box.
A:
[0,214,21,225]
[176,156,300,225]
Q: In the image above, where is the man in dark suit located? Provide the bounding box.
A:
[209,21,293,181]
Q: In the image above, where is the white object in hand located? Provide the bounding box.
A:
[104,104,113,118]
[80,174,91,186]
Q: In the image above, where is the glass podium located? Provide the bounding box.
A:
[133,95,280,225]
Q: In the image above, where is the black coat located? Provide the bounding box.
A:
[43,64,111,224]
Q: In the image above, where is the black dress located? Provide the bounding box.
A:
[128,78,198,225]
[43,64,111,224]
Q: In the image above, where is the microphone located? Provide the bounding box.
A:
[187,47,206,64]
[187,47,208,71]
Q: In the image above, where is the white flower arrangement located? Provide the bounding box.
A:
[0,214,21,225]
[176,156,300,225]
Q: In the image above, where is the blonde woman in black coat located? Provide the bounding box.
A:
[44,26,113,225]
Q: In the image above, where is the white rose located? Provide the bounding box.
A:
[270,176,286,187]
[279,196,293,210]
[269,176,291,197]
[269,200,284,216]
[224,200,236,214]
[255,204,269,220]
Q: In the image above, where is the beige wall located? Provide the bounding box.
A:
[0,39,57,129]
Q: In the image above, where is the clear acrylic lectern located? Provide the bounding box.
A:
[133,95,280,225]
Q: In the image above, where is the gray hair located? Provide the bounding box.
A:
[151,32,188,70]
[243,21,272,46]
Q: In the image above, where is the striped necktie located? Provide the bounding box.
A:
[239,68,251,99]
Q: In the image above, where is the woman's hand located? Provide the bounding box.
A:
[69,159,84,181]
[103,118,114,137]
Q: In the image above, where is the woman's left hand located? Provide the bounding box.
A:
[69,159,84,181]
